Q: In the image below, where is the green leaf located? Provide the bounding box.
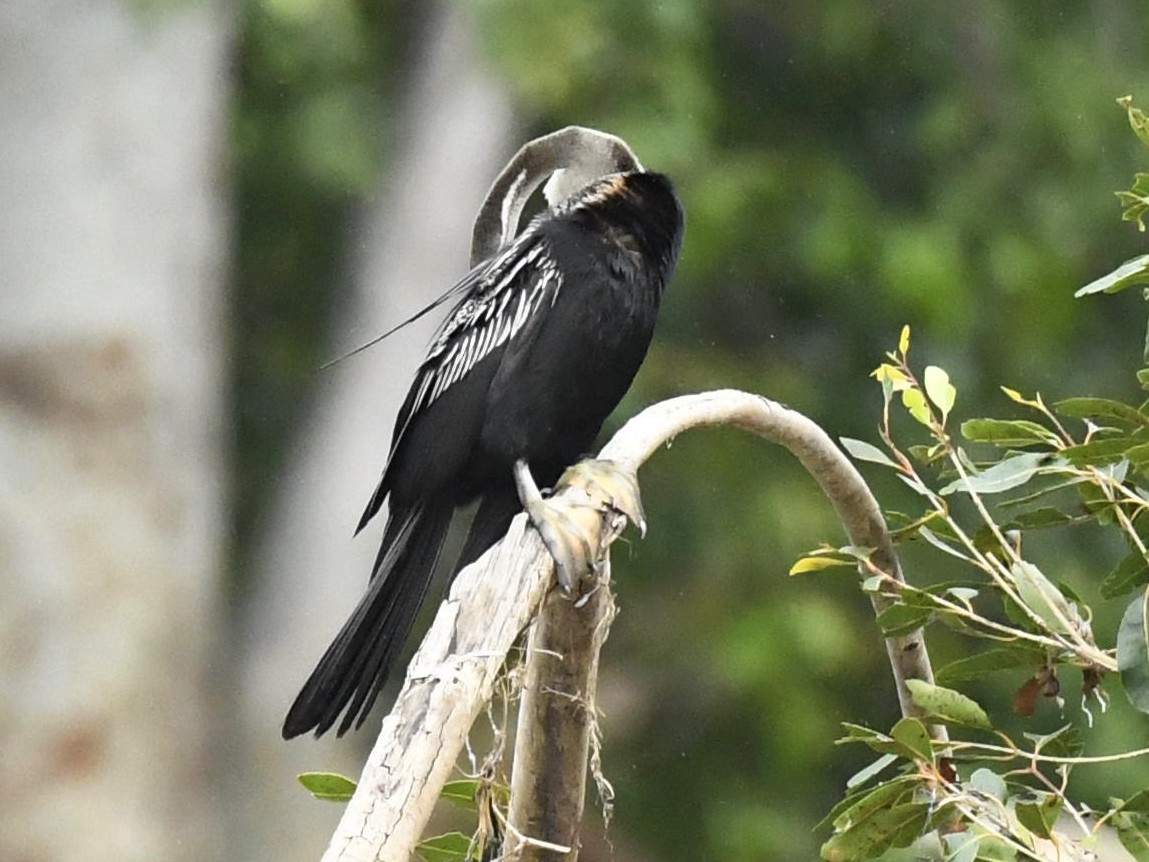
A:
[905,680,992,730]
[836,723,930,761]
[890,717,933,762]
[1102,551,1149,600]
[1130,443,1149,474]
[838,544,876,561]
[1078,473,1121,524]
[941,831,982,862]
[1008,507,1076,529]
[1000,477,1088,510]
[874,363,911,401]
[968,767,1007,801]
[1000,386,1040,408]
[897,579,979,610]
[1014,792,1062,839]
[440,779,479,811]
[1075,254,1149,296]
[845,753,899,790]
[917,525,974,561]
[907,443,945,464]
[1120,95,1149,147]
[416,831,473,862]
[969,767,1006,804]
[297,771,357,802]
[1118,588,1149,714]
[1111,790,1149,858]
[1111,797,1149,862]
[1116,820,1149,862]
[944,585,980,602]
[819,774,918,831]
[790,555,857,575]
[939,452,1046,495]
[820,802,929,861]
[1117,789,1149,814]
[972,834,1019,861]
[876,603,932,637]
[840,436,898,468]
[838,722,887,744]
[902,387,931,426]
[923,366,956,422]
[960,418,1055,448]
[1011,560,1077,635]
[1061,436,1143,467]
[936,647,1041,684]
[1118,176,1149,233]
[1055,396,1149,427]
[1023,725,1084,759]
[970,522,1014,556]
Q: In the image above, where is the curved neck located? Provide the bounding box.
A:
[469,126,643,266]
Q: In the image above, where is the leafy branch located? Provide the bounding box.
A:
[808,323,1149,861]
[1116,96,1149,234]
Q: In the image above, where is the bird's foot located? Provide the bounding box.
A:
[514,459,645,592]
[557,459,646,536]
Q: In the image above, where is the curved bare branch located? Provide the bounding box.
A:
[600,391,937,723]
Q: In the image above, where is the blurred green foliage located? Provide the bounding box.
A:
[233,0,410,558]
[235,1,1149,859]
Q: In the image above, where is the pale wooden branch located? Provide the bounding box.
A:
[597,390,939,727]
[503,390,942,861]
[505,538,619,862]
[319,516,550,862]
[321,389,938,862]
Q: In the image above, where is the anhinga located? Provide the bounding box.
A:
[283,128,684,739]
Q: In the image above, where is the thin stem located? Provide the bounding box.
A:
[947,740,1149,765]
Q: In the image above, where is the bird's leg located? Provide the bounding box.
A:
[514,459,592,592]
[513,458,645,593]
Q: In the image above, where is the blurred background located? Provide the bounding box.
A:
[2,1,1148,860]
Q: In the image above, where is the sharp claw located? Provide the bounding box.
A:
[558,459,646,534]
[514,458,647,591]
[525,496,592,592]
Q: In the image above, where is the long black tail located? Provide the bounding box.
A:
[282,498,454,738]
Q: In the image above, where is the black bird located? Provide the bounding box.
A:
[283,167,684,739]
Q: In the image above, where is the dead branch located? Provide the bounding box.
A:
[320,389,936,862]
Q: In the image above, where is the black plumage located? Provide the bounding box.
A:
[283,170,684,738]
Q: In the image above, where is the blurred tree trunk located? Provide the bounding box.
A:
[0,2,232,862]
[235,5,517,859]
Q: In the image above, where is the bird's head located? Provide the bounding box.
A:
[472,126,646,265]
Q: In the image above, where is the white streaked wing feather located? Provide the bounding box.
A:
[408,234,562,423]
